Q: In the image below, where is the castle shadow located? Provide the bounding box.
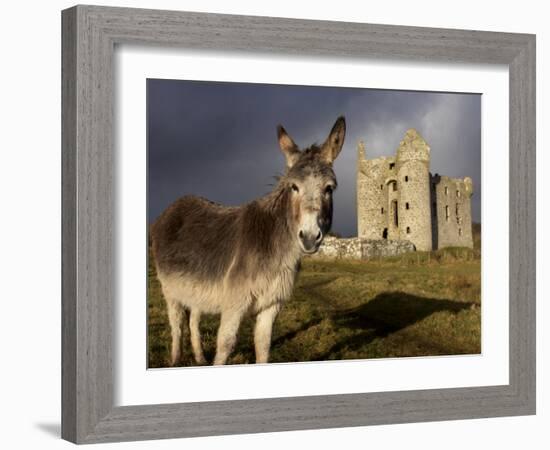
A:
[313,292,474,360]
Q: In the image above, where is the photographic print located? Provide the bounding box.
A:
[147,79,481,368]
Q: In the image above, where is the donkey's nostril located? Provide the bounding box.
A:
[299,230,304,239]
[316,231,322,242]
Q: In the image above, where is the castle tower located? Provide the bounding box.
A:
[395,129,433,251]
[433,175,474,249]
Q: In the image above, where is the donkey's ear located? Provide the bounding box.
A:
[321,116,346,164]
[277,125,301,169]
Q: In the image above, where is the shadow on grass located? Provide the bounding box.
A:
[314,291,474,360]
[271,316,324,348]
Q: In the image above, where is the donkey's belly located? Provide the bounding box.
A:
[156,266,297,315]
[156,270,240,314]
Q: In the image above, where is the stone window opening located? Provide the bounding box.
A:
[458,228,463,236]
[382,228,388,239]
[457,190,461,198]
[405,175,409,182]
[381,207,384,214]
[380,184,383,190]
[445,186,449,195]
[445,205,450,221]
[390,181,397,192]
[455,203,460,217]
[389,163,395,170]
[406,202,410,210]
[406,226,411,234]
[392,200,398,227]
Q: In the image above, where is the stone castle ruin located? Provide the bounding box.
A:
[357,128,474,251]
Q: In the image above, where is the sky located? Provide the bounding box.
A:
[147,79,481,237]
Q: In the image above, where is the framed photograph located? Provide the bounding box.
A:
[61,5,536,444]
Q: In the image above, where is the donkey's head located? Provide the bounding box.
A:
[277,116,346,254]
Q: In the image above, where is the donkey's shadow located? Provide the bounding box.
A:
[312,292,474,360]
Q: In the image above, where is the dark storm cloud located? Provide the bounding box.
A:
[148,79,481,237]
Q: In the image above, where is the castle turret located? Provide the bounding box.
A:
[464,177,474,196]
[395,129,433,251]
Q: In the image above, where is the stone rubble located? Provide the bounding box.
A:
[313,236,416,260]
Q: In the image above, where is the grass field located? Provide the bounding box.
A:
[147,246,481,368]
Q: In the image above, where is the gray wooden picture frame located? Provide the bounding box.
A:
[61,4,536,444]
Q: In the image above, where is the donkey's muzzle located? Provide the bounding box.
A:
[299,230,323,253]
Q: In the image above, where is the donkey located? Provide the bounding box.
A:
[151,116,346,366]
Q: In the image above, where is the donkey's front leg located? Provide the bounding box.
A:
[165,298,186,366]
[213,310,244,365]
[254,303,281,364]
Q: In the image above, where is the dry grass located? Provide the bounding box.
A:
[147,249,481,368]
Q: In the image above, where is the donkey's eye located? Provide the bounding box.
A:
[324,185,334,195]
[291,184,299,193]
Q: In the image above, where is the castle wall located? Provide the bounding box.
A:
[432,175,474,249]
[357,142,394,240]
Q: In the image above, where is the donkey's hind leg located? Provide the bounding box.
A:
[189,309,206,365]
[165,297,186,366]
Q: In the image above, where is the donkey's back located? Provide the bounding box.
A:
[152,195,241,284]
